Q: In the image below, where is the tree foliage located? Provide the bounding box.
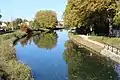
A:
[14,18,23,25]
[113,0,120,27]
[64,0,120,35]
[64,0,117,27]
[0,13,2,25]
[0,14,2,19]
[31,20,40,30]
[23,19,28,22]
[12,18,23,30]
[34,10,58,29]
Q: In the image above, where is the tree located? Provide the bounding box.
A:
[14,18,23,25]
[0,13,2,25]
[113,0,120,28]
[31,19,40,30]
[0,14,2,19]
[64,0,118,36]
[23,19,28,22]
[11,18,23,30]
[34,10,58,29]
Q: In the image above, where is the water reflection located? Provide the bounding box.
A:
[19,35,32,47]
[15,30,68,80]
[33,32,58,49]
[64,40,119,80]
[18,32,58,49]
[15,30,120,80]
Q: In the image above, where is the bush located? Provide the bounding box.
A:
[0,39,32,80]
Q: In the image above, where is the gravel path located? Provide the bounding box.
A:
[79,35,105,48]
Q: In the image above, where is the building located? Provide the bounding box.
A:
[58,21,64,26]
[56,21,64,28]
[0,22,7,31]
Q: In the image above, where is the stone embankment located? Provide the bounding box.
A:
[69,33,120,63]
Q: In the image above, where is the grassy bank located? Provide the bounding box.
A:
[0,31,33,80]
[0,30,27,41]
[89,36,120,49]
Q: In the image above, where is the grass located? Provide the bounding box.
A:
[0,31,33,80]
[0,30,26,40]
[89,36,120,49]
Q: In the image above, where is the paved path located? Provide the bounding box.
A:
[69,34,120,63]
[79,35,104,47]
[69,34,104,53]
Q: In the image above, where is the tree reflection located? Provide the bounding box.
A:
[19,35,32,47]
[64,40,118,80]
[33,32,58,49]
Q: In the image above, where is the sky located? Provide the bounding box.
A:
[1,0,67,21]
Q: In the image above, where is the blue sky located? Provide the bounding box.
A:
[1,0,67,21]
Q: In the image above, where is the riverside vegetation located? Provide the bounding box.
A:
[2,0,120,78]
[64,0,120,36]
[63,0,120,56]
[0,9,58,80]
[0,31,33,80]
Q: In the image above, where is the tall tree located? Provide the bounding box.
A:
[23,19,28,22]
[64,0,119,35]
[0,14,2,25]
[14,18,23,25]
[12,18,23,30]
[113,0,120,27]
[34,10,58,29]
[0,14,2,19]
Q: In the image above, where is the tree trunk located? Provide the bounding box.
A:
[108,17,113,36]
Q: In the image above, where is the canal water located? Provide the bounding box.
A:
[15,30,120,80]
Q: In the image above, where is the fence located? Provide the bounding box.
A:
[104,43,120,55]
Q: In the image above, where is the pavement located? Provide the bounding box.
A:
[79,35,105,48]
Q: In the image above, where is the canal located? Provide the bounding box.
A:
[15,30,120,80]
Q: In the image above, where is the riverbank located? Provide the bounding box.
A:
[0,31,33,80]
[89,36,120,49]
[69,33,103,53]
[69,33,120,63]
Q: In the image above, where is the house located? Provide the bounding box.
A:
[58,21,64,26]
[0,22,7,31]
[56,21,64,28]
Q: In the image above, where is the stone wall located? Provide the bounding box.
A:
[69,33,120,63]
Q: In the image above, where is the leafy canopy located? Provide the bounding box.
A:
[64,0,118,27]
[34,10,58,29]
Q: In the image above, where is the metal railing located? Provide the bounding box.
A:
[104,43,120,55]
